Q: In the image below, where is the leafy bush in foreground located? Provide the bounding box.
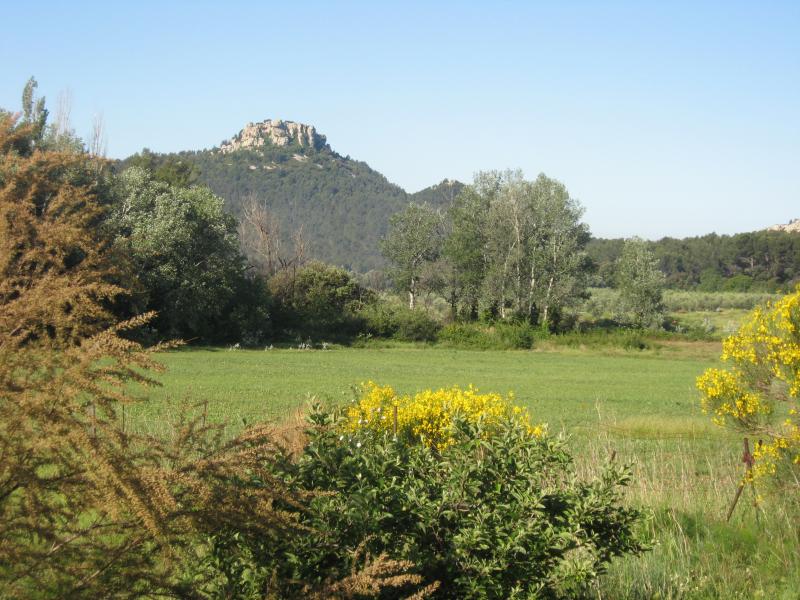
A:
[203,389,647,599]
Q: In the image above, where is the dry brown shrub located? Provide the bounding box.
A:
[304,542,439,600]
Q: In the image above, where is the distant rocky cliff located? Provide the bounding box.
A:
[122,119,465,271]
[219,119,329,153]
[767,219,800,233]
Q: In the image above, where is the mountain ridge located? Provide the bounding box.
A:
[121,119,465,271]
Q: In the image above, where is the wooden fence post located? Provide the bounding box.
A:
[725,438,757,522]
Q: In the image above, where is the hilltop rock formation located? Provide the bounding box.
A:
[219,119,329,154]
[767,219,800,233]
[122,120,466,271]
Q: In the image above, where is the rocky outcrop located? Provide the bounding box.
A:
[767,219,800,233]
[219,119,328,154]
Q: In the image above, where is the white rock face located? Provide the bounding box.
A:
[767,219,800,233]
[219,119,328,153]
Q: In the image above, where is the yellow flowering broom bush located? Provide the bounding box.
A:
[696,285,800,481]
[267,385,646,598]
[345,382,545,449]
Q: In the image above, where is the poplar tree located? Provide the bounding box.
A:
[616,237,666,328]
[381,203,444,309]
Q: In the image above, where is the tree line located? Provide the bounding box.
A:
[588,230,800,292]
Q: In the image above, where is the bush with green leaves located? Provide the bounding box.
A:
[438,322,539,350]
[200,404,647,599]
[269,261,374,340]
[360,302,441,342]
[110,167,256,342]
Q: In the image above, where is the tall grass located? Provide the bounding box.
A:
[573,414,800,599]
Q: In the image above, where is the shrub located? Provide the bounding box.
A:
[438,322,537,350]
[202,388,647,599]
[282,398,644,598]
[269,261,373,339]
[345,382,543,448]
[696,286,800,483]
[547,329,653,351]
[360,302,441,342]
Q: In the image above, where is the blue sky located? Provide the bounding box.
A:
[2,1,798,239]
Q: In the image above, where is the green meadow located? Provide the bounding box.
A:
[135,344,717,437]
[128,343,800,598]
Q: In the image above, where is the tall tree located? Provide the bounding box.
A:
[528,174,590,326]
[443,186,490,318]
[616,237,666,328]
[238,193,307,279]
[20,77,48,142]
[109,167,249,340]
[381,203,444,309]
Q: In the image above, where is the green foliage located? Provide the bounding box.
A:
[588,231,800,291]
[616,238,666,329]
[407,179,465,208]
[119,145,448,273]
[126,148,200,187]
[110,167,260,342]
[20,77,48,141]
[443,186,490,319]
[269,261,373,340]
[381,203,445,308]
[444,171,591,327]
[360,302,441,342]
[209,406,646,599]
[438,322,538,350]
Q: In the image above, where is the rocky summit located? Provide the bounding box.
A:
[767,218,800,233]
[219,119,329,154]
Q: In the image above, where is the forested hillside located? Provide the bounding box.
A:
[588,231,800,291]
[121,120,463,271]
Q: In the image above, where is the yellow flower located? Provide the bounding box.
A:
[697,284,800,483]
[344,382,545,449]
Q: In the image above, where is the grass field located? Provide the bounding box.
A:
[134,344,717,435]
[131,343,800,598]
